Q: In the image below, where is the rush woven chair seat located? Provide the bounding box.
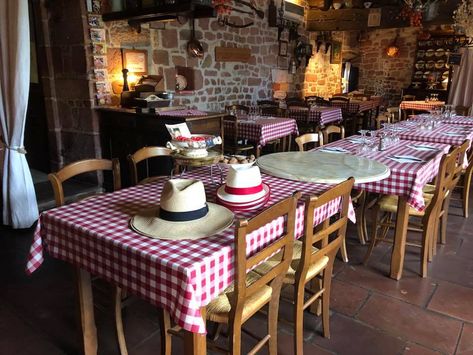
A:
[127,146,174,185]
[254,178,354,355]
[48,158,128,354]
[364,146,461,277]
[159,192,300,355]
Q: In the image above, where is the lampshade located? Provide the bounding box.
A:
[386,44,400,57]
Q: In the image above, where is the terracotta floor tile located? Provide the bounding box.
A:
[357,294,462,354]
[336,264,437,307]
[428,255,473,289]
[330,279,369,317]
[310,313,406,355]
[427,282,473,322]
[457,323,473,354]
[402,343,442,354]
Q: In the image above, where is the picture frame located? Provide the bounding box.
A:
[330,41,342,64]
[279,28,289,42]
[122,49,148,75]
[87,14,102,28]
[368,8,382,27]
[90,28,106,43]
[279,41,289,57]
[92,43,107,55]
[94,69,108,81]
[93,55,107,69]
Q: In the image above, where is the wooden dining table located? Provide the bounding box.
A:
[287,106,343,127]
[316,135,451,279]
[223,116,299,156]
[26,167,354,355]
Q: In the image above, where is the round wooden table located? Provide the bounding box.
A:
[257,151,390,184]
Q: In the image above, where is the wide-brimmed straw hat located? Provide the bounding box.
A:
[216,165,270,211]
[131,179,234,240]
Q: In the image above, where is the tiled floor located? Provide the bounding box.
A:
[1,197,473,354]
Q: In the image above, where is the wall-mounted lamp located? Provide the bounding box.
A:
[386,31,400,57]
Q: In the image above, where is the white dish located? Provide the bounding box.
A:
[175,74,187,91]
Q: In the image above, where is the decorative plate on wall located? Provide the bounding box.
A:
[176,75,187,91]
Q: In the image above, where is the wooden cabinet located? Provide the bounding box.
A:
[98,107,224,187]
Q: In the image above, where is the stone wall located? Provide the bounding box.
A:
[351,27,420,106]
[103,1,343,109]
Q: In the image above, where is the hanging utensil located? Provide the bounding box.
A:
[187,17,204,58]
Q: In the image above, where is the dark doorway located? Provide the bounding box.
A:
[24,0,50,173]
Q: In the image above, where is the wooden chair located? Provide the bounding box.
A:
[402,94,416,101]
[454,147,473,218]
[305,95,330,107]
[330,97,358,135]
[261,106,287,117]
[455,105,470,116]
[223,114,255,156]
[286,98,307,107]
[48,159,127,354]
[386,107,400,123]
[159,193,300,355]
[127,146,173,186]
[364,147,460,277]
[322,125,345,144]
[225,104,250,115]
[375,111,391,129]
[255,178,354,354]
[257,99,278,107]
[295,132,324,151]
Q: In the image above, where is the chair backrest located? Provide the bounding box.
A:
[127,146,173,185]
[322,125,345,144]
[232,192,300,314]
[295,133,324,151]
[305,95,330,107]
[424,147,461,224]
[402,94,416,101]
[330,96,349,103]
[386,107,400,122]
[223,114,240,146]
[296,178,354,281]
[225,104,250,115]
[452,140,470,188]
[455,105,470,116]
[261,106,287,117]
[257,100,278,107]
[286,98,306,107]
[48,158,121,207]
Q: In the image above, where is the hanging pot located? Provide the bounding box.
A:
[187,18,204,58]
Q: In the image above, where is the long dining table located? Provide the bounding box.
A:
[223,116,299,156]
[287,106,343,127]
[313,136,451,280]
[26,167,354,355]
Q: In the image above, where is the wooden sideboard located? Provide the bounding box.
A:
[98,107,225,187]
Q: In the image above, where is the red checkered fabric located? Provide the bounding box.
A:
[288,107,343,125]
[411,115,473,126]
[331,100,376,114]
[318,138,450,210]
[393,122,473,147]
[224,117,299,147]
[399,101,445,111]
[26,168,354,334]
[157,109,207,116]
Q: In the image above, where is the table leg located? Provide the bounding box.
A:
[183,308,207,355]
[288,134,292,152]
[390,196,409,280]
[75,267,98,355]
[282,136,287,152]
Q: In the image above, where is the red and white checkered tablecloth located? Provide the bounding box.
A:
[288,107,343,126]
[318,138,450,210]
[26,168,354,334]
[392,121,473,147]
[224,117,299,147]
[399,101,445,111]
[331,100,376,114]
[412,114,473,126]
[157,109,207,116]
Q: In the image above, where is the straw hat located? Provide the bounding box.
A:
[216,166,270,211]
[131,179,234,240]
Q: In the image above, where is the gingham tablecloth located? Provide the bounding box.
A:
[318,138,450,210]
[392,121,473,147]
[26,168,354,334]
[399,101,445,111]
[288,106,343,126]
[224,117,299,147]
[412,114,473,126]
[331,100,377,114]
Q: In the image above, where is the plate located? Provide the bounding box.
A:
[415,61,425,69]
[417,50,425,58]
[175,74,187,91]
[435,49,445,57]
[435,60,445,69]
[426,49,435,57]
[425,61,435,69]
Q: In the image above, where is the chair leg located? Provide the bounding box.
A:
[440,194,452,245]
[268,282,283,355]
[355,191,367,245]
[159,309,172,355]
[363,205,380,265]
[340,235,349,262]
[321,268,333,339]
[293,281,306,355]
[114,287,128,355]
[463,173,471,218]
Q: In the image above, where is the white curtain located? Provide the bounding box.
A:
[449,47,473,114]
[0,0,38,228]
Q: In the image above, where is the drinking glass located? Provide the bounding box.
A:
[358,129,369,144]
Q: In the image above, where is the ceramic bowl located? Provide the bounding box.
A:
[333,2,342,9]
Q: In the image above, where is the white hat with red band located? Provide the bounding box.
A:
[216,165,270,210]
